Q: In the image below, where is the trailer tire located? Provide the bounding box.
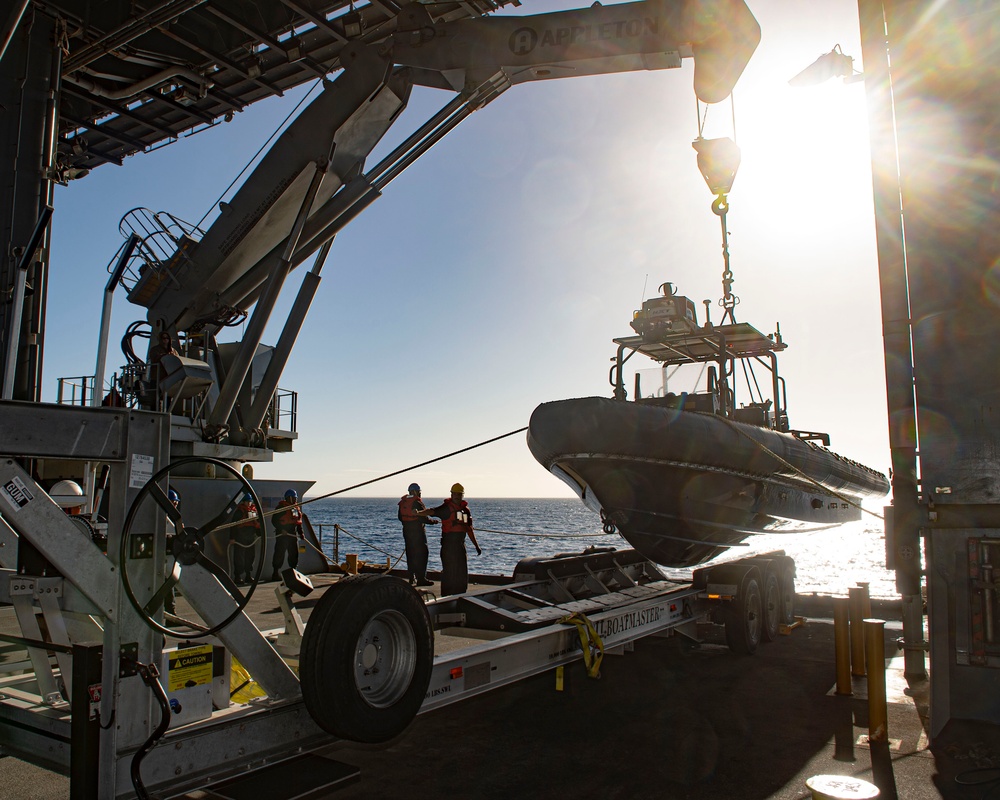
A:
[724,568,762,655]
[761,568,781,643]
[300,575,433,743]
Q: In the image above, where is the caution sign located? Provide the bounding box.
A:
[166,645,213,692]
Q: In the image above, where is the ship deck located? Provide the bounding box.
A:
[0,575,990,800]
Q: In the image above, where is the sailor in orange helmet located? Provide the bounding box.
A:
[420,483,481,595]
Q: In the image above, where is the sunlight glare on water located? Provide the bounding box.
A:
[303,498,897,598]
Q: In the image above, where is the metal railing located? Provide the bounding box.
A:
[314,523,341,565]
[57,375,95,406]
[112,207,205,293]
[268,388,298,433]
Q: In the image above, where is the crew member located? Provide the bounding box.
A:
[232,492,261,586]
[398,483,437,586]
[422,483,481,595]
[165,488,181,615]
[272,489,303,581]
[49,479,86,515]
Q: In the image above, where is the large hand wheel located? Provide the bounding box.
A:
[120,456,265,639]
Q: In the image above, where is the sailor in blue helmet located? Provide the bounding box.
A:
[271,488,303,581]
[231,492,261,585]
[397,483,437,586]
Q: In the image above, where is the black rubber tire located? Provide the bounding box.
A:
[779,562,796,626]
[724,568,762,656]
[300,575,433,743]
[761,567,781,643]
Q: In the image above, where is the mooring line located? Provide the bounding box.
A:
[475,528,611,539]
[212,426,529,534]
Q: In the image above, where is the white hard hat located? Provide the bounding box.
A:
[50,479,85,508]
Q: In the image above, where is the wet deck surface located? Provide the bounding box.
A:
[2,577,999,799]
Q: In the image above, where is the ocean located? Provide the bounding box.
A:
[301,497,896,599]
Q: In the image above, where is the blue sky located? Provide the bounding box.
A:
[45,0,888,499]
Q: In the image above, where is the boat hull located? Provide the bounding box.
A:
[527,397,889,567]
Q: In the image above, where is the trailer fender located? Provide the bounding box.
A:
[703,563,763,655]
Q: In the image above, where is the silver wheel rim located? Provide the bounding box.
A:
[353,609,417,707]
[747,586,762,643]
[765,580,780,630]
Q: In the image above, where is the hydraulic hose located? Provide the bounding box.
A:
[131,661,172,800]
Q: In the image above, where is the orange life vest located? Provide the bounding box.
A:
[439,498,471,534]
[398,495,422,522]
[236,501,260,530]
[275,499,302,528]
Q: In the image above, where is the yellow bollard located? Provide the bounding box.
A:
[833,597,853,696]
[848,586,867,676]
[857,581,872,619]
[346,553,359,575]
[864,618,888,743]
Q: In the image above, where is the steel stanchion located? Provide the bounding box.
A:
[849,586,867,676]
[833,597,853,695]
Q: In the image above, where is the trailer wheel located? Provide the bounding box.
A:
[300,575,433,743]
[779,563,796,626]
[724,569,762,655]
[761,568,781,643]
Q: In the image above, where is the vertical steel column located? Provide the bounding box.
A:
[849,586,867,677]
[70,641,102,800]
[833,597,853,696]
[857,0,925,680]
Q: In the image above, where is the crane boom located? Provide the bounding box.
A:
[121,0,759,440]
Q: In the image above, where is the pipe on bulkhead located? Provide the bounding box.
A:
[2,206,52,400]
[0,0,30,68]
[92,235,139,406]
[64,66,212,102]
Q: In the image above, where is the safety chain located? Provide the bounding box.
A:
[600,508,617,535]
[712,193,739,324]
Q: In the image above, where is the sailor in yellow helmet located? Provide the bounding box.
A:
[420,482,482,595]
